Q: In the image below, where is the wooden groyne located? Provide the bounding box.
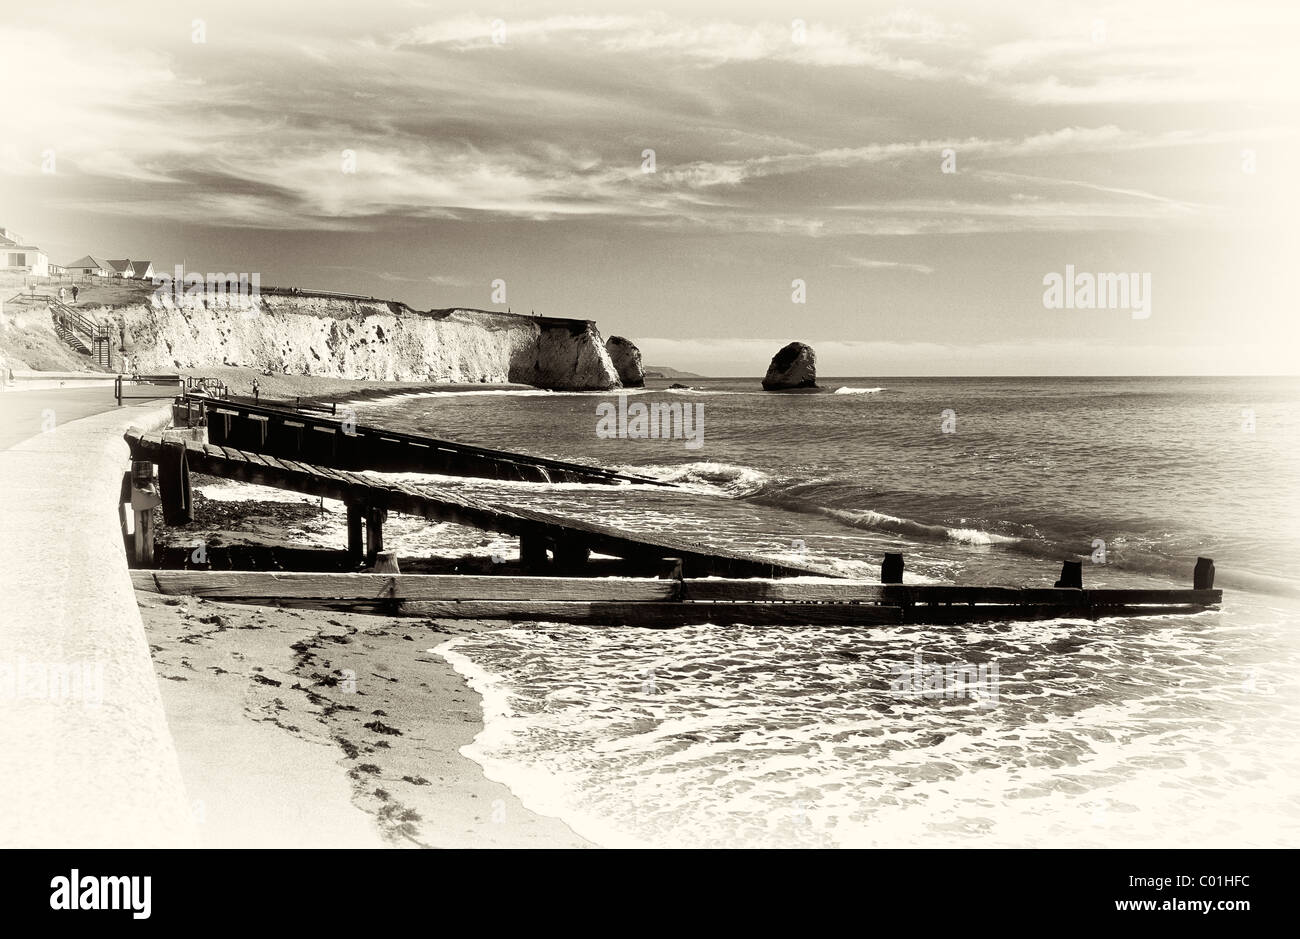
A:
[130,569,1223,627]
[184,395,672,487]
[123,428,829,579]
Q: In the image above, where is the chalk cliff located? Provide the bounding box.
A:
[88,294,622,390]
[604,335,645,387]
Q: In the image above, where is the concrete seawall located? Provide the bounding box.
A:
[0,400,196,846]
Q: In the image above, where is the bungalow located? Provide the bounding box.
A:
[105,259,133,278]
[129,260,154,279]
[1,228,51,276]
[64,255,115,277]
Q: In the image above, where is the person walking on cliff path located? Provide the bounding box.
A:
[71,285,79,303]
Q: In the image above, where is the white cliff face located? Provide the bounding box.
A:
[605,335,646,387]
[92,295,622,390]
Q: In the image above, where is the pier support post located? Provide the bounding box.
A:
[346,504,364,562]
[364,506,386,565]
[370,551,400,574]
[553,537,591,574]
[881,553,904,584]
[520,533,549,571]
[1194,557,1216,590]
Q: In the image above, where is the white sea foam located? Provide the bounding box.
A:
[630,461,771,497]
[437,608,1300,849]
[194,479,323,504]
[820,507,1021,546]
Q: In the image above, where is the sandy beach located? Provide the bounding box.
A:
[137,589,594,848]
[134,388,595,849]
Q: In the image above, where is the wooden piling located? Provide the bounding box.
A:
[1194,557,1215,590]
[553,537,591,574]
[1054,560,1083,589]
[364,506,386,564]
[881,553,904,584]
[346,504,364,562]
[158,438,192,525]
[520,533,549,571]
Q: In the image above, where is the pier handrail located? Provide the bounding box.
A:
[10,291,110,342]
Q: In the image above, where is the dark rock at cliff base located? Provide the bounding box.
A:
[762,342,817,390]
[605,335,645,387]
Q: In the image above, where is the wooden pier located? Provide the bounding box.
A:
[187,395,672,487]
[123,427,830,579]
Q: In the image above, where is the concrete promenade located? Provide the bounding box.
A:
[0,389,196,846]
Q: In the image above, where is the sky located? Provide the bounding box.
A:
[2,0,1297,375]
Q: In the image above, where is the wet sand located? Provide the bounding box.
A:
[137,590,594,848]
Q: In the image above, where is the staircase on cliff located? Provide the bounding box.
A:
[40,296,114,368]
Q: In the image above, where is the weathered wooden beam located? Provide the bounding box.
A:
[129,570,1221,609]
[682,580,1221,606]
[398,600,907,627]
[132,570,682,602]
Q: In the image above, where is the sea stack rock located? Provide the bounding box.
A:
[605,335,645,388]
[761,341,817,390]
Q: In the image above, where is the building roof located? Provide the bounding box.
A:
[65,255,113,271]
[105,258,133,273]
[130,260,153,277]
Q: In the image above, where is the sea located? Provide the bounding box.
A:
[339,375,1300,848]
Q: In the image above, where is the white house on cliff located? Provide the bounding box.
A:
[0,227,51,276]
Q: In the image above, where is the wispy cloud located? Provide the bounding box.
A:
[3,4,1295,236]
[835,258,935,274]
